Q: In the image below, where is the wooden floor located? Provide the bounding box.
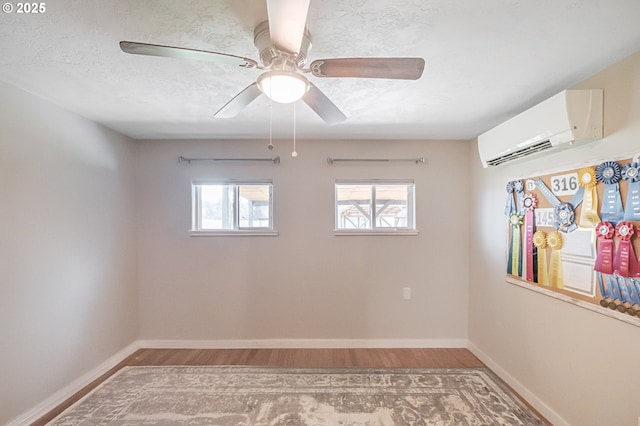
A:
[129,347,485,368]
[32,348,547,425]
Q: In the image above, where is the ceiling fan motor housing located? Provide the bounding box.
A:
[253,20,311,69]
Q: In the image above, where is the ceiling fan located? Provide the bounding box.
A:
[119,0,425,125]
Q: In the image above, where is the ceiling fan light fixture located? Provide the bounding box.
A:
[257,71,309,103]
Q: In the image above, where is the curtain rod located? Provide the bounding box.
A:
[326,156,425,164]
[178,156,280,164]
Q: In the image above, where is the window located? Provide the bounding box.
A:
[335,181,416,233]
[191,181,274,234]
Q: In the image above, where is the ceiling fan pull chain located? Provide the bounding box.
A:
[292,101,298,157]
[268,97,274,150]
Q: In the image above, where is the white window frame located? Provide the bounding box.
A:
[190,180,277,236]
[334,179,418,236]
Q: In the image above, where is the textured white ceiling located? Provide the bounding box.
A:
[1,0,639,140]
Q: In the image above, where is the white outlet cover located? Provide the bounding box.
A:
[403,288,412,300]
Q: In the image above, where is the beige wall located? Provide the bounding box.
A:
[136,138,470,343]
[0,81,139,424]
[469,51,640,426]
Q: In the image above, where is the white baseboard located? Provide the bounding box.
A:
[6,341,140,426]
[467,341,568,426]
[138,338,468,349]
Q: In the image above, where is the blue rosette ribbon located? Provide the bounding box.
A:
[553,202,577,233]
[622,162,640,221]
[534,177,578,233]
[504,181,515,217]
[513,180,524,213]
[596,161,624,225]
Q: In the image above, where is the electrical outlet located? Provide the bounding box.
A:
[403,287,412,300]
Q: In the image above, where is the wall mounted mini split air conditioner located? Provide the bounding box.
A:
[478,89,603,167]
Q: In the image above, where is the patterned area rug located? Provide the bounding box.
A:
[49,366,545,425]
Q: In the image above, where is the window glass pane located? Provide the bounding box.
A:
[193,182,274,232]
[200,184,234,230]
[239,184,271,228]
[336,184,372,229]
[335,181,415,232]
[375,184,409,228]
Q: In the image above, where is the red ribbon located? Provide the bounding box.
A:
[614,221,638,277]
[594,222,614,274]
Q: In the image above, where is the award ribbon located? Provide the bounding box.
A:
[622,162,640,221]
[596,161,624,225]
[504,181,516,217]
[624,277,640,307]
[614,275,632,305]
[554,202,577,233]
[534,178,561,205]
[631,278,640,307]
[568,186,585,209]
[594,221,615,274]
[534,178,578,233]
[513,180,524,213]
[546,231,564,289]
[613,221,638,277]
[522,193,538,282]
[577,166,600,227]
[508,213,524,277]
[597,273,610,300]
[607,273,622,302]
[533,231,549,286]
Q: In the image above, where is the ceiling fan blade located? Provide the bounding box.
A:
[266,0,310,54]
[120,41,258,68]
[310,58,425,80]
[214,83,263,118]
[302,82,346,125]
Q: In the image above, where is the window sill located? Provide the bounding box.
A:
[189,230,279,237]
[333,229,419,236]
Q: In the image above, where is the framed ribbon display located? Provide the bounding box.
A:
[504,155,640,326]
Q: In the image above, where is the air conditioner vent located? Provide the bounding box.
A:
[486,140,553,167]
[477,89,603,167]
